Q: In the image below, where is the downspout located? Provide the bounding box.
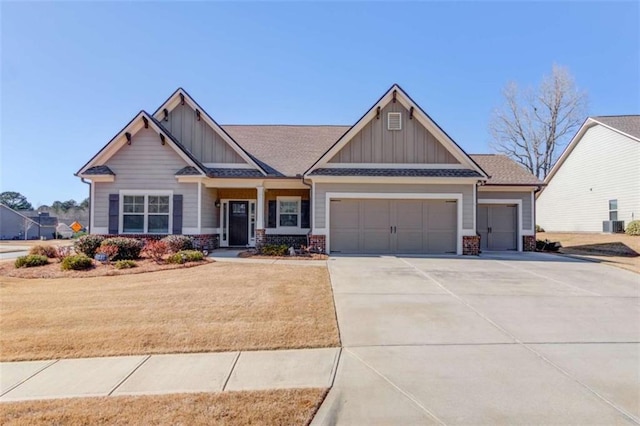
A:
[301,175,313,247]
[81,178,91,234]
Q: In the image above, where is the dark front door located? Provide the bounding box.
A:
[229,201,248,246]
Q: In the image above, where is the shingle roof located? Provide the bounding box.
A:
[309,168,482,178]
[592,115,640,140]
[205,168,265,178]
[222,125,349,177]
[469,155,543,185]
[83,165,114,175]
[175,166,202,176]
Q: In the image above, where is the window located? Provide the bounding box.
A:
[122,194,171,233]
[278,197,300,228]
[609,199,618,221]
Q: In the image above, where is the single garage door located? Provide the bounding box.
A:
[329,199,457,254]
[477,204,517,250]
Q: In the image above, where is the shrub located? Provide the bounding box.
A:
[15,255,48,268]
[167,250,205,264]
[61,254,93,271]
[625,220,640,236]
[260,244,289,256]
[161,235,193,253]
[143,240,168,263]
[74,235,105,258]
[72,231,87,239]
[114,259,137,269]
[29,245,57,258]
[96,244,119,262]
[100,237,143,260]
[535,224,545,233]
[55,246,73,262]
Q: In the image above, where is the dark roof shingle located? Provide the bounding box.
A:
[469,155,543,185]
[592,115,640,140]
[84,165,114,175]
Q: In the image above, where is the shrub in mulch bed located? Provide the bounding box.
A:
[536,240,561,252]
[143,240,169,263]
[61,255,93,271]
[626,220,640,236]
[161,235,193,253]
[100,237,143,260]
[15,255,49,268]
[28,245,58,258]
[114,260,137,269]
[167,250,205,264]
[74,235,105,258]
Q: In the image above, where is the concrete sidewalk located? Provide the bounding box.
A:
[0,348,340,402]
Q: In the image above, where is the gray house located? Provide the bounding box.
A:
[0,204,40,240]
[76,84,542,254]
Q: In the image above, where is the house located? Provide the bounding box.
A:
[0,204,41,240]
[537,116,640,233]
[76,84,542,254]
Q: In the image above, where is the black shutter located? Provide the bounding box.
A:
[173,194,183,234]
[108,194,119,234]
[301,200,310,229]
[268,200,276,228]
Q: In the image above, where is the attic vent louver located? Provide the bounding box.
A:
[388,112,402,130]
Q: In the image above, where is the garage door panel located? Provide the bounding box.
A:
[397,231,424,253]
[426,231,457,253]
[363,231,392,253]
[362,200,391,228]
[331,230,361,253]
[428,201,457,230]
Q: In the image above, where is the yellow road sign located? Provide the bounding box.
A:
[70,221,83,233]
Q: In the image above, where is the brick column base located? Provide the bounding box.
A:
[309,234,326,254]
[523,235,536,252]
[256,229,266,249]
[463,235,480,255]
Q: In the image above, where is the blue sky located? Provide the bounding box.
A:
[1,1,638,207]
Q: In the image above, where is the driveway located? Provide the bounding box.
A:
[313,252,640,425]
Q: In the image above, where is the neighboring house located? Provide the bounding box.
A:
[76,85,542,254]
[0,204,41,240]
[537,116,640,233]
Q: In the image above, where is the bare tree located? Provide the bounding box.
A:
[489,64,588,179]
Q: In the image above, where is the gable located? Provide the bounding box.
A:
[163,102,246,165]
[105,127,191,176]
[328,101,459,164]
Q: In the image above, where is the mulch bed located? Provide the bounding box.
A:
[0,257,213,279]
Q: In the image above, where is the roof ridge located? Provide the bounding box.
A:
[221,124,351,127]
[592,114,640,118]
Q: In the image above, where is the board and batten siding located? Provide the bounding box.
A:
[477,191,534,231]
[314,183,474,230]
[163,103,245,164]
[93,128,198,232]
[328,102,459,164]
[537,125,640,232]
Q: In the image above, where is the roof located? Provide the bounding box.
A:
[591,115,640,140]
[222,125,349,177]
[175,165,265,178]
[309,168,482,178]
[0,204,41,227]
[470,155,544,185]
[83,165,114,175]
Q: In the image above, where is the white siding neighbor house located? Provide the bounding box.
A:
[537,116,640,232]
[77,84,542,254]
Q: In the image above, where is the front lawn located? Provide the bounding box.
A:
[0,262,340,361]
[0,389,327,426]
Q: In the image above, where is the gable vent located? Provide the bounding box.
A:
[387,112,402,130]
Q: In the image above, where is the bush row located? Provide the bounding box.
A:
[74,235,195,260]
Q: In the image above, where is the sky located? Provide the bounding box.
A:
[1,1,638,207]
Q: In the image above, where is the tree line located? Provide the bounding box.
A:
[0,191,89,212]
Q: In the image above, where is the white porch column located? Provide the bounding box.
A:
[256,186,265,229]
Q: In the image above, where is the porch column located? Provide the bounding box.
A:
[256,186,265,248]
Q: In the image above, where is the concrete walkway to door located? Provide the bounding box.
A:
[312,252,640,425]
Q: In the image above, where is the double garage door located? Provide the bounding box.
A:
[329,199,457,254]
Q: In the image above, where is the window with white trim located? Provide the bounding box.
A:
[277,197,301,228]
[122,194,171,233]
[609,199,618,221]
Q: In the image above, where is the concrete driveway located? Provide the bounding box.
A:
[313,252,640,425]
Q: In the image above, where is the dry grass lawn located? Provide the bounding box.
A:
[0,262,340,361]
[0,388,327,426]
[539,232,640,274]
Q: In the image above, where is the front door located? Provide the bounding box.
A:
[478,205,517,251]
[229,201,249,246]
